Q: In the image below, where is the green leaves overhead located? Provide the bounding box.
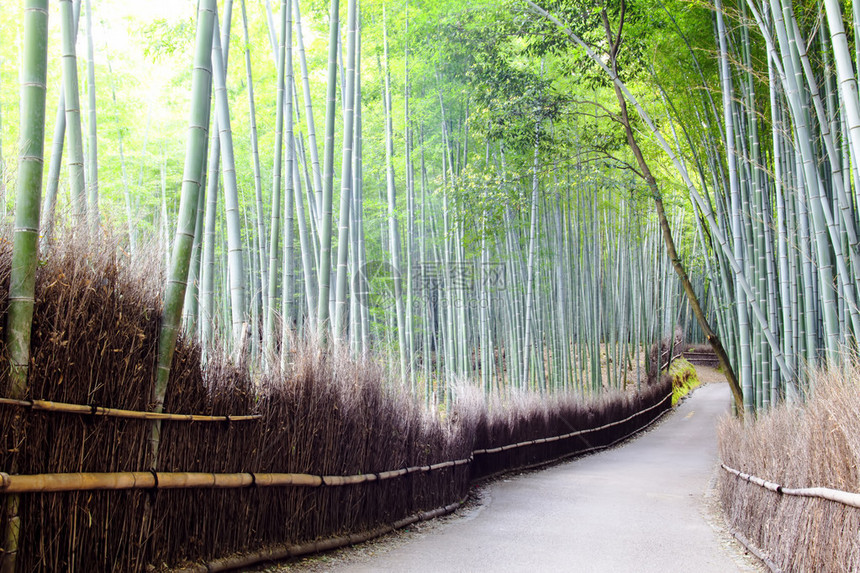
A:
[138,17,196,62]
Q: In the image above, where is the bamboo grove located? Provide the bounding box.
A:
[0,0,701,416]
[706,0,860,412]
[5,0,860,416]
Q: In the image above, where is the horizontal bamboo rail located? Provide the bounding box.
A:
[721,464,860,509]
[0,397,261,422]
[173,499,465,573]
[727,528,783,573]
[472,391,672,455]
[0,458,473,494]
[0,392,672,495]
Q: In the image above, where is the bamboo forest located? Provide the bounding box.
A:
[1,0,859,571]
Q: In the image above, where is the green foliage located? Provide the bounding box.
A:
[137,17,196,62]
[0,0,719,385]
[669,357,700,406]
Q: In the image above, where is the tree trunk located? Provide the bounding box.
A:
[598,3,744,412]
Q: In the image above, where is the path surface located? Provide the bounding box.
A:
[271,379,762,572]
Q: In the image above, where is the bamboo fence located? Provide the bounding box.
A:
[721,464,860,509]
[0,383,673,571]
[0,241,675,572]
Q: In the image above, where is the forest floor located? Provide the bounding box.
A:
[256,369,764,573]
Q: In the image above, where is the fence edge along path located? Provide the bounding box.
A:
[720,464,860,510]
[0,388,672,571]
[175,500,466,573]
[0,392,672,495]
[182,389,673,573]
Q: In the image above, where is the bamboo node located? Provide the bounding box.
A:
[0,472,9,489]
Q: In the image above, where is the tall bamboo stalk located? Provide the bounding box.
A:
[211,13,247,350]
[266,0,289,355]
[240,0,268,324]
[382,5,408,382]
[84,0,99,233]
[60,0,87,228]
[316,0,340,333]
[294,0,323,227]
[151,0,216,464]
[333,0,358,341]
[2,3,49,570]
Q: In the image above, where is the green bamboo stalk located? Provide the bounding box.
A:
[183,163,207,338]
[294,0,323,224]
[521,133,541,388]
[211,13,246,349]
[316,0,340,332]
[198,1,233,353]
[293,136,318,322]
[40,89,64,244]
[60,0,87,228]
[84,0,99,233]
[405,0,417,389]
[151,0,216,464]
[333,0,358,341]
[240,0,268,321]
[824,0,860,193]
[199,123,220,352]
[350,10,365,354]
[266,0,288,354]
[715,0,752,412]
[281,0,296,363]
[1,3,49,570]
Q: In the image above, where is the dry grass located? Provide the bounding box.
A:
[718,364,860,572]
[0,232,671,571]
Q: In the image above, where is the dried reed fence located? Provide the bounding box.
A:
[0,237,672,572]
[719,366,860,573]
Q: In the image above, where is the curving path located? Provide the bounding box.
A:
[274,380,763,572]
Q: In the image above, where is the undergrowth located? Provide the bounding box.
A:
[669,357,700,406]
[718,363,860,572]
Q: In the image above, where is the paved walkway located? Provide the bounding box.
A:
[303,382,759,572]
